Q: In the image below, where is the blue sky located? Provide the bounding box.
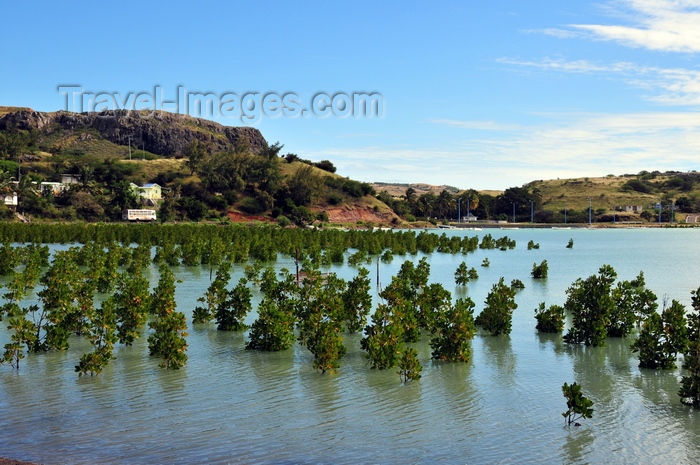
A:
[2,0,700,189]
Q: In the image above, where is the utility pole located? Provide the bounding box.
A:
[658,201,662,223]
[128,136,131,160]
[588,198,592,226]
[530,200,534,223]
[467,199,470,223]
[458,197,461,223]
[512,202,515,223]
[564,206,567,224]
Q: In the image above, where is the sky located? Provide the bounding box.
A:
[2,0,700,190]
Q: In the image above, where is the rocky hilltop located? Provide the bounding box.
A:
[0,108,267,156]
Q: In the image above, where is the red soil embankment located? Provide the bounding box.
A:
[324,205,396,224]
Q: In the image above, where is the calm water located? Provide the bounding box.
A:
[2,228,700,464]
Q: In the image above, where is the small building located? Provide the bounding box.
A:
[40,182,65,196]
[3,194,18,208]
[685,215,700,224]
[61,174,81,185]
[623,205,643,213]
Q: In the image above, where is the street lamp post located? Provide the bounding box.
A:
[588,198,592,226]
[530,200,534,223]
[512,203,515,223]
[671,203,674,224]
[458,197,461,223]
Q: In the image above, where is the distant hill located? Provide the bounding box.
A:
[372,182,461,197]
[372,182,503,198]
[529,172,700,215]
[372,171,700,224]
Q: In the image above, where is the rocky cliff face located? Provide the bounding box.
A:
[0,109,267,156]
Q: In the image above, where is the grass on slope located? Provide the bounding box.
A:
[531,172,700,214]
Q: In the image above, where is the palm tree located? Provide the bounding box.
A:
[0,169,14,194]
[437,190,454,219]
[12,174,39,213]
[418,193,436,218]
[404,187,418,217]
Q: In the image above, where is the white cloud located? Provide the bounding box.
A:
[430,119,522,131]
[498,57,700,105]
[497,57,638,74]
[522,28,586,39]
[305,111,700,190]
[570,0,700,52]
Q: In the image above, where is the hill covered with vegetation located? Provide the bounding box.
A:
[1,106,698,226]
[375,171,700,224]
[0,106,395,226]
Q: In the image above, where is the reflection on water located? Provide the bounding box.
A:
[480,334,516,384]
[2,229,700,464]
[561,426,595,465]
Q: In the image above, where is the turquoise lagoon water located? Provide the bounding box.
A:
[1,228,700,464]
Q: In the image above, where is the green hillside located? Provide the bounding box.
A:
[529,171,700,222]
[0,107,398,226]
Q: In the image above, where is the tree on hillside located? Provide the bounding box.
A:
[250,142,283,195]
[197,149,248,193]
[185,140,207,175]
[108,180,140,220]
[404,187,417,207]
[0,126,37,159]
[313,160,336,173]
[286,165,324,206]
